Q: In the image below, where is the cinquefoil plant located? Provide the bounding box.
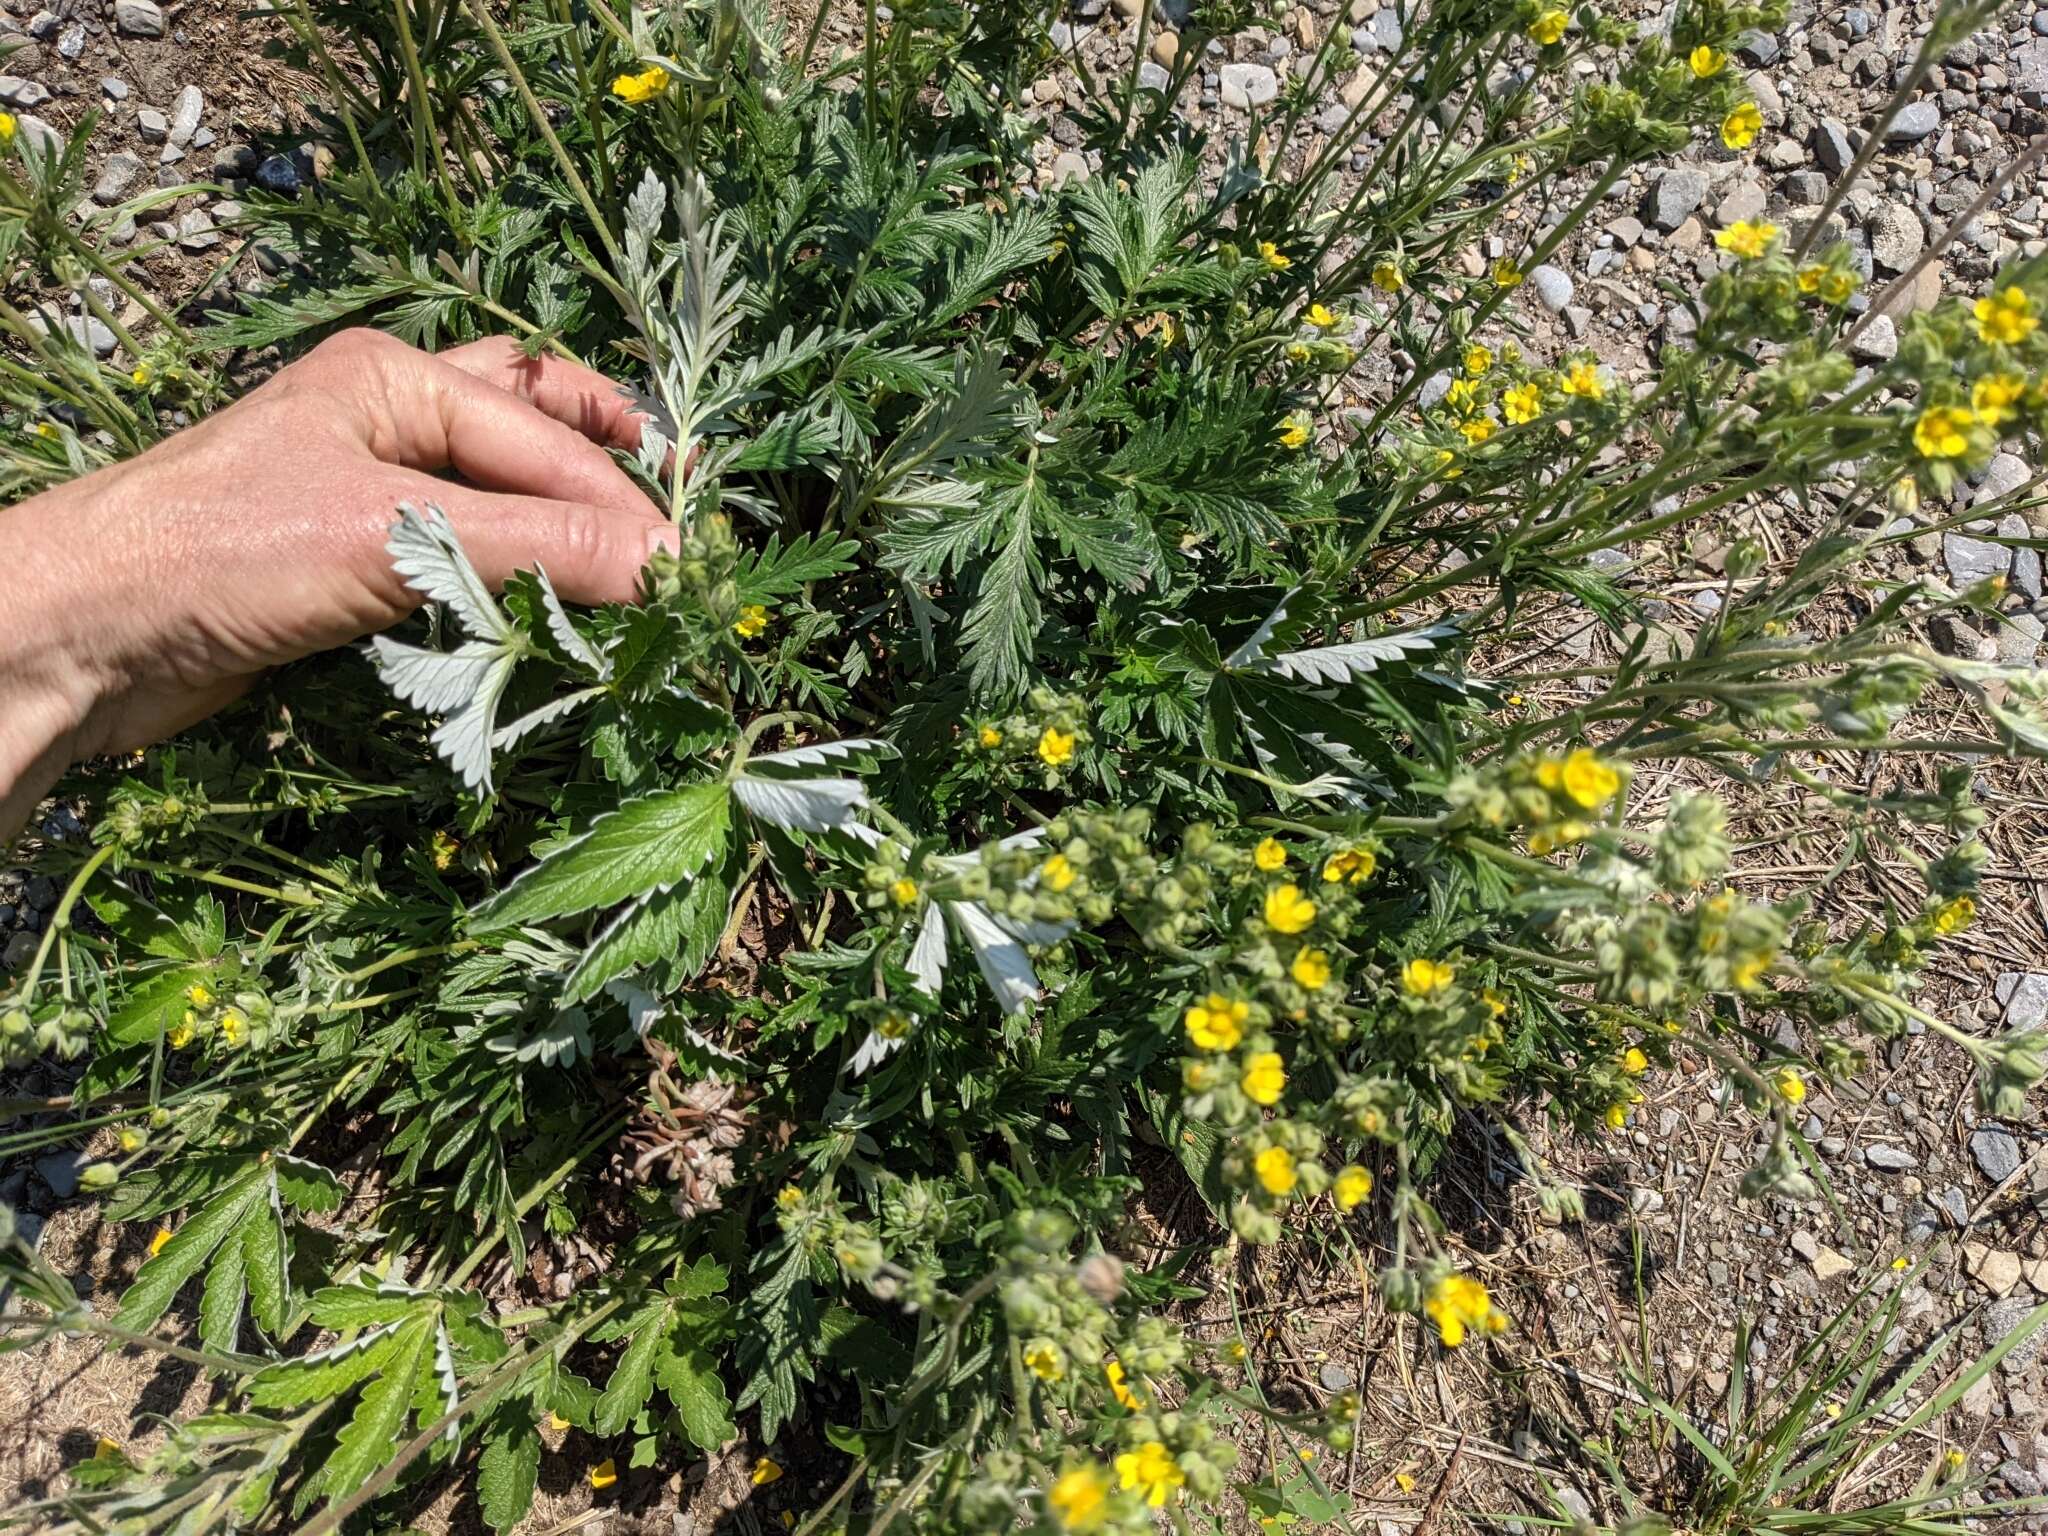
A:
[2,0,2045,1531]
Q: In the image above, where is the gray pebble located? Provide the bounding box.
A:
[112,0,166,37]
[1972,1124,2024,1185]
[1528,263,1574,312]
[1865,1144,1917,1171]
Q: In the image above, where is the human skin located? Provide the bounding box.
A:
[0,327,679,836]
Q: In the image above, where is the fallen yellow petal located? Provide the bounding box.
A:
[149,1227,173,1257]
[752,1456,784,1486]
[588,1458,617,1489]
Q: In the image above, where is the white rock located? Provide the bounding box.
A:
[1218,61,1279,109]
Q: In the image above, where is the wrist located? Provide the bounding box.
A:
[0,492,108,838]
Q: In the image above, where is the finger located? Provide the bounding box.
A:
[437,335,656,458]
[384,471,680,609]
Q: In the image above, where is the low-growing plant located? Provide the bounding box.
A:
[2,0,2045,1530]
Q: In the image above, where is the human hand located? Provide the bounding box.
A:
[0,328,677,836]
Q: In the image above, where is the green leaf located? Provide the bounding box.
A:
[478,1422,541,1534]
[242,1197,287,1336]
[471,782,731,930]
[198,1221,247,1352]
[245,1328,397,1410]
[104,964,214,1045]
[562,869,730,1005]
[324,1314,434,1498]
[655,1342,736,1453]
[273,1154,346,1213]
[308,1284,430,1329]
[591,1298,667,1436]
[114,1163,265,1332]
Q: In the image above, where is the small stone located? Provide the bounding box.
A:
[1149,30,1178,67]
[2000,613,2044,666]
[175,208,219,250]
[1886,101,1941,143]
[1,931,36,969]
[1811,1245,1855,1282]
[0,76,48,110]
[1137,61,1170,91]
[35,1149,87,1199]
[253,154,300,195]
[113,0,167,36]
[1868,203,1925,271]
[2000,973,2048,1029]
[168,84,203,148]
[1219,62,1279,109]
[1847,314,1896,361]
[1527,263,1573,312]
[1048,150,1088,187]
[1813,119,1856,175]
[1976,454,2030,507]
[1318,1362,1356,1392]
[137,108,168,142]
[1715,179,1767,226]
[102,77,130,101]
[93,150,145,205]
[1970,1243,2026,1296]
[1645,166,1709,232]
[1972,1124,2024,1185]
[1986,1294,2044,1374]
[1865,1144,1917,1171]
[1945,529,2011,587]
[24,8,57,38]
[57,22,82,58]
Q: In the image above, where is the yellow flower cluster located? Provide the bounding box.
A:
[611,65,670,104]
[1184,992,1249,1051]
[733,603,769,639]
[1714,220,1777,261]
[1423,1272,1510,1347]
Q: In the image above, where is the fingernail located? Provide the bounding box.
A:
[645,523,681,559]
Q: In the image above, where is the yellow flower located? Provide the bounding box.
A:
[1819,269,1857,304]
[1371,260,1405,292]
[1333,1164,1373,1209]
[751,1457,784,1486]
[611,65,670,104]
[0,112,14,144]
[168,1023,193,1049]
[1115,1441,1185,1507]
[1253,836,1288,871]
[1038,726,1076,766]
[1105,1358,1146,1409]
[1041,853,1078,893]
[1560,361,1604,401]
[1264,884,1316,935]
[1401,957,1455,997]
[1491,259,1524,288]
[219,1009,246,1047]
[978,724,1003,748]
[1321,847,1376,885]
[1290,947,1331,990]
[1913,405,1976,460]
[1444,377,1481,413]
[589,1458,619,1489]
[1423,1273,1509,1348]
[1482,987,1509,1018]
[1024,1341,1066,1380]
[776,1184,804,1210]
[1241,1050,1287,1106]
[1157,313,1177,346]
[1223,1339,1247,1362]
[1605,1102,1629,1129]
[1184,992,1249,1052]
[1975,286,2037,346]
[1305,302,1338,330]
[34,421,57,439]
[1502,382,1543,424]
[131,364,152,386]
[1797,263,1825,294]
[1732,952,1773,990]
[734,603,769,638]
[430,829,459,870]
[887,877,919,908]
[1259,241,1291,270]
[1254,1144,1299,1195]
[1278,415,1311,450]
[1713,219,1777,260]
[1464,344,1493,376]
[1527,8,1567,44]
[1689,44,1726,77]
[1720,101,1762,149]
[1773,1067,1806,1104]
[1048,1466,1111,1531]
[1622,1047,1649,1075]
[1285,342,1311,364]
[185,983,213,1008]
[149,1226,173,1257]
[1891,1255,1910,1272]
[1971,374,2024,426]
[1559,747,1621,809]
[1933,895,1976,934]
[877,1010,911,1041]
